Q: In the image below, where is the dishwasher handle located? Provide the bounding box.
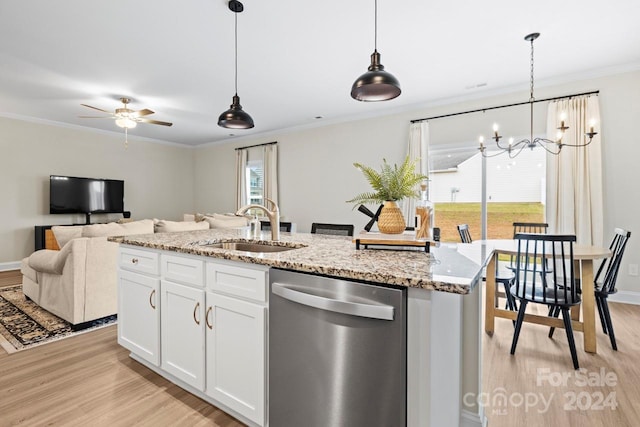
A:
[272,282,394,320]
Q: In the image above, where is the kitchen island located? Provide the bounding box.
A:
[111,228,487,427]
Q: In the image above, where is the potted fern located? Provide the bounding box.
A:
[348,156,427,234]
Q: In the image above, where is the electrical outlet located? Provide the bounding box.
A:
[629,264,639,276]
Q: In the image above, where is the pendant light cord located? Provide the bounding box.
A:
[374,0,378,51]
[234,11,238,95]
[529,36,535,141]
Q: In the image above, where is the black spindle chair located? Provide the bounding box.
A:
[549,228,631,350]
[510,233,581,369]
[311,223,354,237]
[457,224,517,314]
[260,221,293,232]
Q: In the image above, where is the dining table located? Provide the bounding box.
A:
[477,239,611,354]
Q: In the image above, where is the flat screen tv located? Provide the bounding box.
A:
[50,175,124,223]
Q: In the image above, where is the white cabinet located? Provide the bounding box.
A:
[160,279,206,389]
[205,291,266,426]
[118,269,160,366]
[117,246,268,427]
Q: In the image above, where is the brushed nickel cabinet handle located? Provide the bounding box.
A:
[131,258,139,264]
[149,289,156,309]
[193,302,201,325]
[205,306,213,330]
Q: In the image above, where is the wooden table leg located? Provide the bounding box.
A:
[484,253,496,336]
[581,260,597,353]
[571,260,581,321]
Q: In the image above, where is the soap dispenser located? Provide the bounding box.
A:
[249,215,261,238]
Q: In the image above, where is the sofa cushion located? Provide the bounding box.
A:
[82,219,154,238]
[51,225,84,248]
[201,215,248,229]
[154,219,209,233]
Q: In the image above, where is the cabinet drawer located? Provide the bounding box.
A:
[162,254,204,287]
[206,262,267,302]
[120,247,159,275]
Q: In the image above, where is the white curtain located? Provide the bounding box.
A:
[403,121,430,224]
[545,95,603,247]
[263,143,279,207]
[235,148,248,211]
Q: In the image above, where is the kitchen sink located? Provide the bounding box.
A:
[201,241,302,253]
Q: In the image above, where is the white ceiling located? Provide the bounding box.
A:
[1,0,639,146]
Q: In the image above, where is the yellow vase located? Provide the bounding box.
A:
[377,201,406,234]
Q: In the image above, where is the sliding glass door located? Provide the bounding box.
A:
[430,143,545,242]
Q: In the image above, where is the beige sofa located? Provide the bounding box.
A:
[20,216,247,327]
[20,220,157,327]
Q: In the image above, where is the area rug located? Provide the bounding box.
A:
[0,285,116,354]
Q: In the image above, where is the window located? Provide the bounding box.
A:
[429,142,546,242]
[246,159,264,205]
[236,142,278,216]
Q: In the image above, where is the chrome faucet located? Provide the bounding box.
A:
[236,198,281,241]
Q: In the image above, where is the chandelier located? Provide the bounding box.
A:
[479,33,598,158]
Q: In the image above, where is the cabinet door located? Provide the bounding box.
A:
[160,280,205,390]
[118,270,160,366]
[205,292,266,426]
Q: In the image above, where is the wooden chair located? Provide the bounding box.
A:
[260,221,293,232]
[457,224,472,243]
[311,223,354,237]
[511,222,552,282]
[549,228,631,350]
[594,228,631,350]
[457,224,517,313]
[512,222,549,235]
[510,233,581,369]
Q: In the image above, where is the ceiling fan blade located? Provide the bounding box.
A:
[78,115,115,119]
[134,108,155,117]
[80,104,112,113]
[138,118,173,127]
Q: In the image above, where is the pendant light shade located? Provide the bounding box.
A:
[218,94,254,129]
[218,0,254,129]
[351,0,400,102]
[351,50,401,101]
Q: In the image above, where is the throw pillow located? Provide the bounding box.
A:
[201,215,248,229]
[82,219,154,238]
[51,225,84,248]
[155,220,210,233]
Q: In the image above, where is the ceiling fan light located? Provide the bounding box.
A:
[115,117,137,129]
[351,52,401,102]
[218,94,254,129]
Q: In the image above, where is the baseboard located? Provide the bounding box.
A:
[0,261,20,272]
[608,290,640,305]
[460,409,484,427]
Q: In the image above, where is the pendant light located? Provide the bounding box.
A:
[351,0,401,102]
[218,0,254,129]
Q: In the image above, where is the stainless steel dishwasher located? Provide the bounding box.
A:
[269,268,406,427]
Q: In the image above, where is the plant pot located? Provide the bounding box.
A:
[377,201,406,234]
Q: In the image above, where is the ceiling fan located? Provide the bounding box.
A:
[79,97,173,129]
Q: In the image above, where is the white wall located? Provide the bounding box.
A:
[193,69,640,294]
[0,117,194,263]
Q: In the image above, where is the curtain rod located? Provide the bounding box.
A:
[235,141,277,151]
[410,90,599,123]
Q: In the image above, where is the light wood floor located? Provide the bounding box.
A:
[2,271,638,426]
[0,272,245,427]
[483,295,640,426]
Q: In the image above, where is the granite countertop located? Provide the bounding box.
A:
[110,229,488,295]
